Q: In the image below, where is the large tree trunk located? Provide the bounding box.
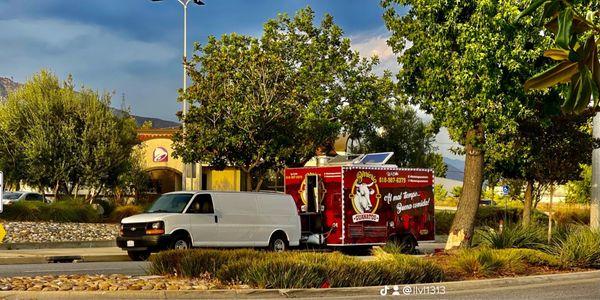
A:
[445,127,484,250]
[245,172,253,192]
[522,179,534,226]
[254,177,264,192]
[53,180,61,202]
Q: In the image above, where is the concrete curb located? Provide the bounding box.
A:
[0,270,597,299]
[0,253,130,265]
[0,240,116,250]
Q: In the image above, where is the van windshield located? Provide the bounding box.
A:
[147,194,193,213]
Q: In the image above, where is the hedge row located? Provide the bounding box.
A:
[148,249,444,288]
[0,200,144,223]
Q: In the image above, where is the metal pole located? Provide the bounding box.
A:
[181,1,188,191]
[548,184,554,243]
[591,113,600,229]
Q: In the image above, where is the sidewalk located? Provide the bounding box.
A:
[0,247,129,265]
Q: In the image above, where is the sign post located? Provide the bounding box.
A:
[502,185,509,224]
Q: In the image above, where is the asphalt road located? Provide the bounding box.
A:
[0,261,149,277]
[336,275,600,300]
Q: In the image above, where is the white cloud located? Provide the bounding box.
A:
[0,18,181,120]
[349,31,462,160]
[350,32,399,76]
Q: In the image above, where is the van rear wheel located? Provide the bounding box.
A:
[269,233,288,252]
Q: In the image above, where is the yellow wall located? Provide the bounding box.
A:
[205,168,242,191]
[139,137,242,191]
[140,138,184,172]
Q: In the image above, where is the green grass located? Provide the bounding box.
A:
[550,226,600,268]
[450,248,525,277]
[474,225,545,249]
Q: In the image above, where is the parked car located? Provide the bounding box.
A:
[2,191,49,206]
[479,199,496,206]
[116,191,301,261]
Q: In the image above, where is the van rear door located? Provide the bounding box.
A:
[186,193,218,246]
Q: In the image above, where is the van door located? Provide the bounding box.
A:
[186,193,218,247]
[216,193,257,247]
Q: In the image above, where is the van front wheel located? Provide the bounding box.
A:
[269,233,288,252]
[127,250,151,261]
[170,234,191,250]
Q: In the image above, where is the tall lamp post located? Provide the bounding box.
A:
[151,0,205,191]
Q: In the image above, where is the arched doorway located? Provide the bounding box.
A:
[147,167,182,194]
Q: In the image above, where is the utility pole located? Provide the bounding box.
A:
[591,114,600,229]
[150,0,205,191]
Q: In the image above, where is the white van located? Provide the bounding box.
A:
[116,191,301,260]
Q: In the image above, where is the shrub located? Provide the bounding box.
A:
[553,207,589,226]
[108,205,144,223]
[44,200,100,223]
[474,225,545,249]
[1,201,44,221]
[435,210,454,235]
[218,258,328,288]
[550,227,600,268]
[450,248,525,277]
[151,249,444,288]
[502,248,561,268]
[149,249,265,277]
[148,250,183,276]
[371,253,445,284]
[1,199,100,223]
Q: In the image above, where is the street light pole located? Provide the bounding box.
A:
[151,0,205,191]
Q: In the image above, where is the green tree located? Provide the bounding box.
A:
[488,96,595,224]
[0,70,138,199]
[517,0,600,229]
[174,7,394,191]
[383,0,549,248]
[566,164,592,204]
[353,104,448,176]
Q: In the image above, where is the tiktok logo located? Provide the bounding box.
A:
[379,285,401,296]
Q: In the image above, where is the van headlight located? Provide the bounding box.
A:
[151,221,163,229]
[146,221,165,235]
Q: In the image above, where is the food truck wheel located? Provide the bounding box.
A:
[397,235,417,254]
[269,232,288,252]
[127,250,151,261]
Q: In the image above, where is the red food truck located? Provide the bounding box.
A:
[284,153,435,252]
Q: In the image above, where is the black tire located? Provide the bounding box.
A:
[170,233,192,250]
[268,233,288,252]
[339,246,372,256]
[394,235,417,254]
[127,250,151,261]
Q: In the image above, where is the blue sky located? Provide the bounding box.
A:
[0,0,397,120]
[0,0,461,160]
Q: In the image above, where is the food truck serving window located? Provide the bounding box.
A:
[305,174,322,213]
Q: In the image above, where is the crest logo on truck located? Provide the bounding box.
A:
[350,171,381,222]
